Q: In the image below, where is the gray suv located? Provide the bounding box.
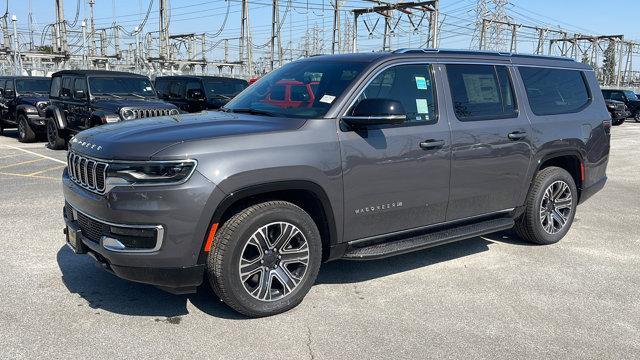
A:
[62,50,610,317]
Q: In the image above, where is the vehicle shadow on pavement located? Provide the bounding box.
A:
[56,246,245,320]
[317,231,529,284]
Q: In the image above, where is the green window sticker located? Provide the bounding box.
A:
[415,76,427,90]
[416,98,429,114]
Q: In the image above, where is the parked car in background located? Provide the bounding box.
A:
[263,79,319,108]
[605,99,629,126]
[0,76,51,142]
[62,50,610,317]
[155,75,248,112]
[602,88,640,122]
[45,70,179,150]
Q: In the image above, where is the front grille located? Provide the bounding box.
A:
[68,152,108,193]
[616,103,626,111]
[130,108,173,119]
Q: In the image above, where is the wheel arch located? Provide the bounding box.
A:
[45,105,67,129]
[200,180,338,264]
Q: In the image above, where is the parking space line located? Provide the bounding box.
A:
[1,145,67,165]
[0,171,60,181]
[27,165,66,176]
[0,158,44,169]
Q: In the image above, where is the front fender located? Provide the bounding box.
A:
[45,105,67,129]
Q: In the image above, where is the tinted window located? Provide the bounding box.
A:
[623,90,638,101]
[73,78,87,99]
[519,67,591,116]
[4,79,14,96]
[202,79,246,96]
[155,79,169,98]
[50,77,61,97]
[447,64,517,121]
[16,79,50,93]
[355,63,437,124]
[88,76,156,97]
[607,91,625,102]
[224,61,366,119]
[61,77,73,98]
[168,80,186,99]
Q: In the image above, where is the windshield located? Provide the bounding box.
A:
[224,60,367,118]
[16,79,50,93]
[624,90,638,101]
[89,76,156,97]
[203,79,247,97]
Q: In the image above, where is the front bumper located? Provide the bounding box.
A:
[62,168,226,292]
[610,110,630,121]
[26,113,47,128]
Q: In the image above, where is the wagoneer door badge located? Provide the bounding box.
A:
[355,202,403,215]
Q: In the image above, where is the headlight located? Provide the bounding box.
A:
[169,108,180,116]
[120,108,136,120]
[36,101,48,111]
[106,160,197,185]
[607,104,615,110]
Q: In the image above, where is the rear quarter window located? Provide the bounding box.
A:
[518,67,591,116]
[50,77,61,97]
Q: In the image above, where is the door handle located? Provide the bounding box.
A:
[419,139,445,150]
[507,131,527,140]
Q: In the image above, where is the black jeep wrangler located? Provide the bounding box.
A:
[155,75,248,112]
[45,70,179,150]
[0,76,51,142]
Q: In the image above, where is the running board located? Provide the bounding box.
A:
[343,218,514,260]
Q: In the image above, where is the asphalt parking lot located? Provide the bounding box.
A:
[1,124,639,360]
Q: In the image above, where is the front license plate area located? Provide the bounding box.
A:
[66,226,86,254]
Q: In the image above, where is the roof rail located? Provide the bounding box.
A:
[390,48,576,62]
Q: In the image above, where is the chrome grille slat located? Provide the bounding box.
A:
[67,152,108,194]
[123,107,173,119]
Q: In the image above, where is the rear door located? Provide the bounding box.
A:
[339,62,451,241]
[3,79,17,125]
[443,63,533,220]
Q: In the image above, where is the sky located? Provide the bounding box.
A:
[6,0,640,65]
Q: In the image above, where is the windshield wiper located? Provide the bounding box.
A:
[227,108,276,117]
[94,92,123,99]
[126,93,146,99]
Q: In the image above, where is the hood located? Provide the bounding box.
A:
[19,95,49,104]
[91,98,177,112]
[69,111,307,160]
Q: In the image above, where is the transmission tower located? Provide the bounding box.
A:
[475,0,511,51]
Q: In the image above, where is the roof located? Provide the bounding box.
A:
[298,48,590,70]
[51,70,149,78]
[0,76,50,79]
[155,75,247,82]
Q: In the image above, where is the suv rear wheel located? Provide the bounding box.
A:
[207,201,322,317]
[17,115,36,143]
[634,110,640,122]
[515,166,577,245]
[46,119,66,150]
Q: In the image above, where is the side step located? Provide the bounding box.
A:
[343,218,514,260]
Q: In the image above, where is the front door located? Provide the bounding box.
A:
[443,63,533,221]
[339,63,451,242]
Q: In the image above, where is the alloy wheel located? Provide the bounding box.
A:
[539,180,573,234]
[18,119,25,140]
[238,222,310,302]
[47,121,56,145]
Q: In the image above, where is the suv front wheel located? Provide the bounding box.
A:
[207,201,322,317]
[515,166,578,245]
[46,119,66,150]
[17,115,37,143]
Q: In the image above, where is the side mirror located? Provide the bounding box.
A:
[187,88,205,100]
[342,98,406,128]
[75,89,86,99]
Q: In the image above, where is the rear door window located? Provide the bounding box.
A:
[73,78,87,100]
[518,67,591,116]
[169,80,186,99]
[50,77,61,97]
[61,77,73,98]
[446,64,517,121]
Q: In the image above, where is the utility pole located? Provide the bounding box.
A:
[430,0,439,48]
[54,0,68,53]
[239,0,248,72]
[2,15,10,50]
[159,0,169,60]
[81,21,88,68]
[89,0,96,57]
[270,0,279,70]
[332,0,340,54]
[11,15,18,75]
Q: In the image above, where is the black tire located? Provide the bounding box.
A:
[612,118,625,126]
[634,110,640,123]
[0,120,4,135]
[17,115,37,143]
[46,118,66,150]
[515,167,578,245]
[208,201,322,317]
